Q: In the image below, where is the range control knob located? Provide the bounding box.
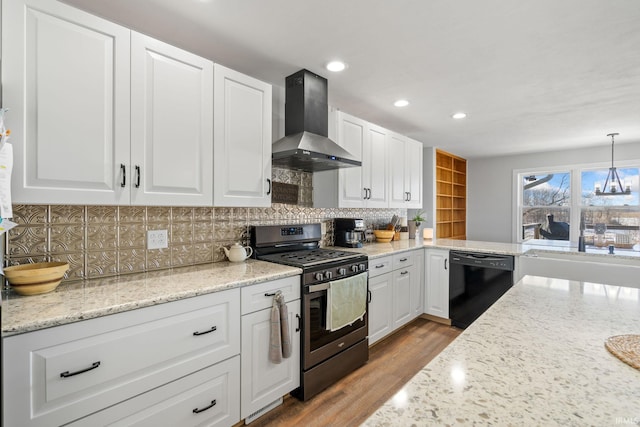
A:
[315,272,325,281]
[338,268,347,275]
[358,263,366,272]
[324,271,333,280]
[351,265,359,273]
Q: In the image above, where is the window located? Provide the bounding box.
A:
[516,164,640,250]
[580,167,639,249]
[521,172,571,241]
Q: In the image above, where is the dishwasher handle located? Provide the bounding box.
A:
[449,251,514,271]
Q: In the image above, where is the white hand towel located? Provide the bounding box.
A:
[326,272,367,331]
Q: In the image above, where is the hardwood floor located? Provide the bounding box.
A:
[248,318,461,427]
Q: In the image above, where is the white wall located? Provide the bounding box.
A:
[467,141,640,243]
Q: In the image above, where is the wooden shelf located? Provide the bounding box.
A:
[435,149,466,239]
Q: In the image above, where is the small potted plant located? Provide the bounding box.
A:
[408,211,425,239]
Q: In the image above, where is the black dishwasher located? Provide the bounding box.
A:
[449,251,514,329]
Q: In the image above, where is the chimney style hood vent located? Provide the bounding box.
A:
[272,69,361,172]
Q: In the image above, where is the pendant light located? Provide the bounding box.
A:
[594,133,631,196]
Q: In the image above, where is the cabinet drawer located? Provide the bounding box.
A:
[241,276,300,315]
[393,251,414,269]
[368,256,392,277]
[3,289,240,427]
[69,355,240,427]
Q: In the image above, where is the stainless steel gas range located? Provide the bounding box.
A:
[251,223,369,401]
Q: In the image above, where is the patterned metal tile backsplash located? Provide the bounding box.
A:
[5,169,406,281]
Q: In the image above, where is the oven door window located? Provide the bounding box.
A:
[308,291,366,351]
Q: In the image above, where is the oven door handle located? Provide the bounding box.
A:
[307,283,330,293]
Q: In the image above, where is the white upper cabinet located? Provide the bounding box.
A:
[213,64,272,207]
[337,112,388,208]
[3,0,131,205]
[130,33,213,206]
[389,133,423,208]
[3,0,215,206]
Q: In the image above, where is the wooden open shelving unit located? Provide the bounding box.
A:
[436,149,467,239]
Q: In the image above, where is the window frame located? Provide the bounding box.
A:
[513,158,640,243]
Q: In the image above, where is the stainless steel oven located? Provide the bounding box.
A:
[251,223,369,401]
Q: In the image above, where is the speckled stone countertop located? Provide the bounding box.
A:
[335,237,640,260]
[1,260,301,336]
[363,275,640,426]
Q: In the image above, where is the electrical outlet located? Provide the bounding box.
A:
[147,229,168,250]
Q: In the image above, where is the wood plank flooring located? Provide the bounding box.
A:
[248,318,461,427]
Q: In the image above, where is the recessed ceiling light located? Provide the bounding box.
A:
[326,61,346,72]
[394,99,409,107]
[452,112,467,119]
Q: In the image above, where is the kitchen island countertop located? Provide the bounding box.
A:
[1,260,301,336]
[363,274,640,426]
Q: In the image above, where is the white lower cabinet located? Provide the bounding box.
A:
[368,269,393,344]
[412,249,425,318]
[368,249,424,345]
[240,276,301,420]
[68,356,240,427]
[2,289,241,427]
[425,248,450,319]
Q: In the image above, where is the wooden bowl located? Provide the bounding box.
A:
[373,230,395,243]
[4,262,69,296]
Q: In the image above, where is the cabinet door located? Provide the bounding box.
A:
[130,33,213,206]
[3,0,130,205]
[214,64,272,207]
[425,249,450,318]
[365,124,389,208]
[388,133,407,207]
[412,249,425,318]
[338,112,367,207]
[405,138,423,208]
[241,300,300,419]
[392,267,413,329]
[368,272,393,345]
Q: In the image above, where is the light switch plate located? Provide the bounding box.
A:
[147,229,168,249]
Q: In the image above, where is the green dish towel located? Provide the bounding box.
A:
[327,272,367,331]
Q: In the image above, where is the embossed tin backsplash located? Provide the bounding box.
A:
[5,168,405,281]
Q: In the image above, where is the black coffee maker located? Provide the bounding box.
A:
[334,218,366,248]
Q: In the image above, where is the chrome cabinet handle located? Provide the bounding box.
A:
[296,314,301,332]
[375,264,385,268]
[193,326,217,336]
[400,270,409,275]
[120,164,126,187]
[267,178,272,195]
[193,399,217,414]
[367,290,372,303]
[400,257,408,262]
[135,165,141,188]
[444,258,448,270]
[60,361,101,378]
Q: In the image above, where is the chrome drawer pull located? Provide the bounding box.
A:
[193,326,217,336]
[60,361,101,378]
[193,399,217,414]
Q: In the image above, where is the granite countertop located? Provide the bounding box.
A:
[336,237,640,261]
[1,260,301,336]
[363,275,640,426]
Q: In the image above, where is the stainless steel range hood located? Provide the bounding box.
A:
[272,69,361,172]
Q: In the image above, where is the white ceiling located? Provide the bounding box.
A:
[62,0,640,159]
